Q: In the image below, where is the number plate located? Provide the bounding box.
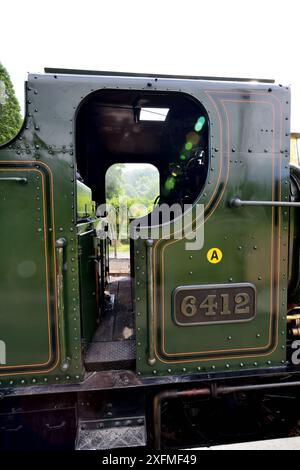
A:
[173,283,256,326]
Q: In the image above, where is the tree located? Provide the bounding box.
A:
[105,163,160,257]
[0,63,22,146]
[106,163,125,200]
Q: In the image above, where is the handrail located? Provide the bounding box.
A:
[146,239,156,366]
[0,177,27,183]
[56,238,70,371]
[230,197,300,208]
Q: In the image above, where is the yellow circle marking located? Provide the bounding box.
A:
[207,247,223,264]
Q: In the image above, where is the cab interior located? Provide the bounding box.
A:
[75,89,209,371]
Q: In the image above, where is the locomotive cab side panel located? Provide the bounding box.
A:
[0,71,292,388]
[134,88,290,375]
[0,163,59,376]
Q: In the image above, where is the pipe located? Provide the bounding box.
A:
[287,314,300,322]
[217,380,300,395]
[153,379,300,449]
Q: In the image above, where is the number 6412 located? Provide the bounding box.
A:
[181,293,250,317]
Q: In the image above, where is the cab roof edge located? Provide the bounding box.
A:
[43,68,275,84]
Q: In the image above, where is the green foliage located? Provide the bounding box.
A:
[0,63,22,146]
[106,164,159,247]
[106,163,125,200]
[123,165,159,210]
[106,164,159,216]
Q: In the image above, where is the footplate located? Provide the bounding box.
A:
[76,417,146,450]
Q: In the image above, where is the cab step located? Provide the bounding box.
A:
[75,389,146,450]
[76,417,146,450]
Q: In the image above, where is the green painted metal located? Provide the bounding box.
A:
[0,70,291,387]
[0,168,54,369]
[77,180,95,219]
[78,230,98,346]
[135,88,290,376]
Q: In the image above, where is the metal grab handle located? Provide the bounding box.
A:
[0,177,27,183]
[230,197,300,208]
[146,239,156,366]
[56,238,70,371]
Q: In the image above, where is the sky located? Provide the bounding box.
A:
[1,0,300,130]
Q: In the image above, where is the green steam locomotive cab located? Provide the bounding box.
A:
[0,69,298,449]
